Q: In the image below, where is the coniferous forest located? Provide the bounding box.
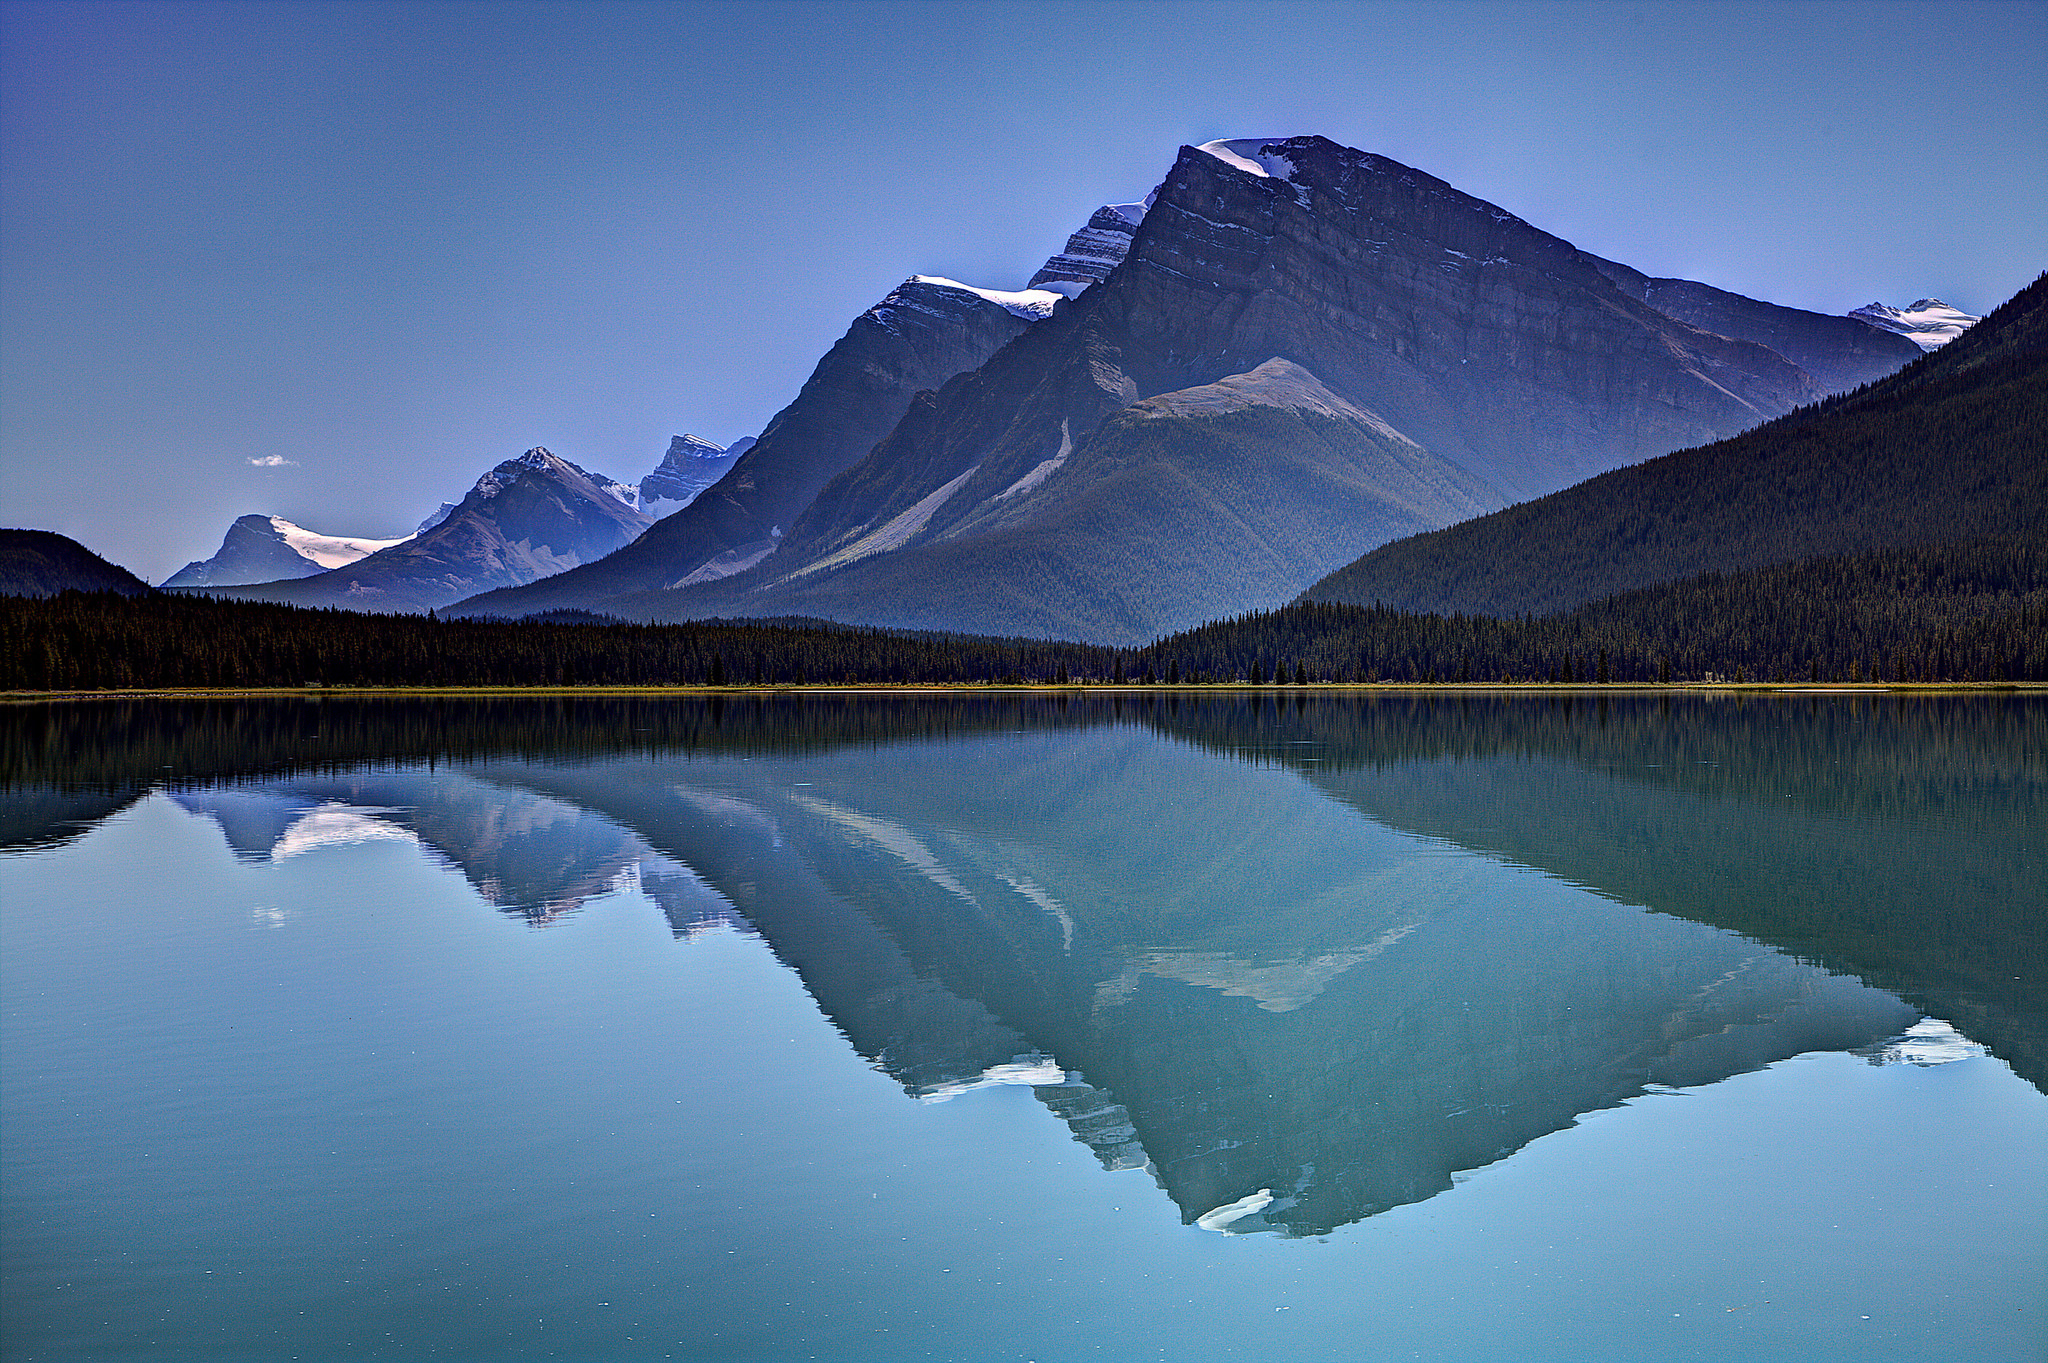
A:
[6,525,2042,692]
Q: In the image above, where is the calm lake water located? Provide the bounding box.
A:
[3,693,2044,1362]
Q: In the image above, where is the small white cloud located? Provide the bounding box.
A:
[248,455,297,467]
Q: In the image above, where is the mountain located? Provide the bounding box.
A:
[0,529,152,597]
[1028,201,1147,291]
[1298,275,2044,621]
[1588,256,1923,391]
[161,516,414,589]
[638,434,754,518]
[473,135,1925,643]
[1850,298,1980,350]
[450,272,1068,619]
[196,448,653,614]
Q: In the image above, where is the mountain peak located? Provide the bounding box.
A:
[162,514,412,589]
[1193,137,1311,183]
[640,434,750,516]
[669,434,727,460]
[1848,299,1981,350]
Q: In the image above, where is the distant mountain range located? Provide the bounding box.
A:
[10,133,2010,654]
[164,434,748,613]
[189,447,655,614]
[453,135,1944,642]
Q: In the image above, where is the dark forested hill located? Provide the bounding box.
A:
[0,530,153,597]
[1299,275,2047,619]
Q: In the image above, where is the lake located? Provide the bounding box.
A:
[3,692,2043,1362]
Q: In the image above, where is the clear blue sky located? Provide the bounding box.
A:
[5,0,2043,581]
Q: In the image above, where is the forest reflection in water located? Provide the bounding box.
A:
[3,692,2044,1362]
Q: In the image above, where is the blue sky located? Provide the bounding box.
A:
[4,0,2044,581]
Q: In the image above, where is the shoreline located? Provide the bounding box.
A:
[7,681,2042,703]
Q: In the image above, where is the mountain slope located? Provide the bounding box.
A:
[201,448,652,614]
[162,515,414,589]
[1589,256,1923,392]
[1299,275,2046,619]
[450,275,1060,619]
[0,529,152,597]
[628,359,1503,641]
[555,135,1906,642]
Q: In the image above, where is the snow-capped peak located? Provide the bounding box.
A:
[1848,298,1980,350]
[1195,138,1305,183]
[267,517,413,569]
[910,276,1065,320]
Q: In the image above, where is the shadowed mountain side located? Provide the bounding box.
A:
[1589,256,1924,392]
[1301,275,2048,619]
[613,380,1504,643]
[450,278,1041,620]
[0,529,153,597]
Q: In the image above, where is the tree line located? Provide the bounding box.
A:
[6,527,2042,692]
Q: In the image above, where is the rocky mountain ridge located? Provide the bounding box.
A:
[193,447,653,614]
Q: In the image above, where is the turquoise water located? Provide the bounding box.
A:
[3,694,2044,1361]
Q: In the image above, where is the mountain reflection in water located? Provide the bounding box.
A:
[4,692,2039,1240]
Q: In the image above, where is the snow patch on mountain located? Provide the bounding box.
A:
[270,518,413,569]
[1848,299,1979,350]
[1196,138,1304,183]
[911,277,1064,320]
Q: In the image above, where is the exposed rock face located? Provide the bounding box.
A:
[1297,275,2046,619]
[208,448,652,614]
[1028,203,1145,291]
[1590,257,1925,393]
[162,515,412,589]
[637,434,752,518]
[448,277,1046,619]
[576,136,1872,642]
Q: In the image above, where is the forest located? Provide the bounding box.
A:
[6,525,2042,692]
